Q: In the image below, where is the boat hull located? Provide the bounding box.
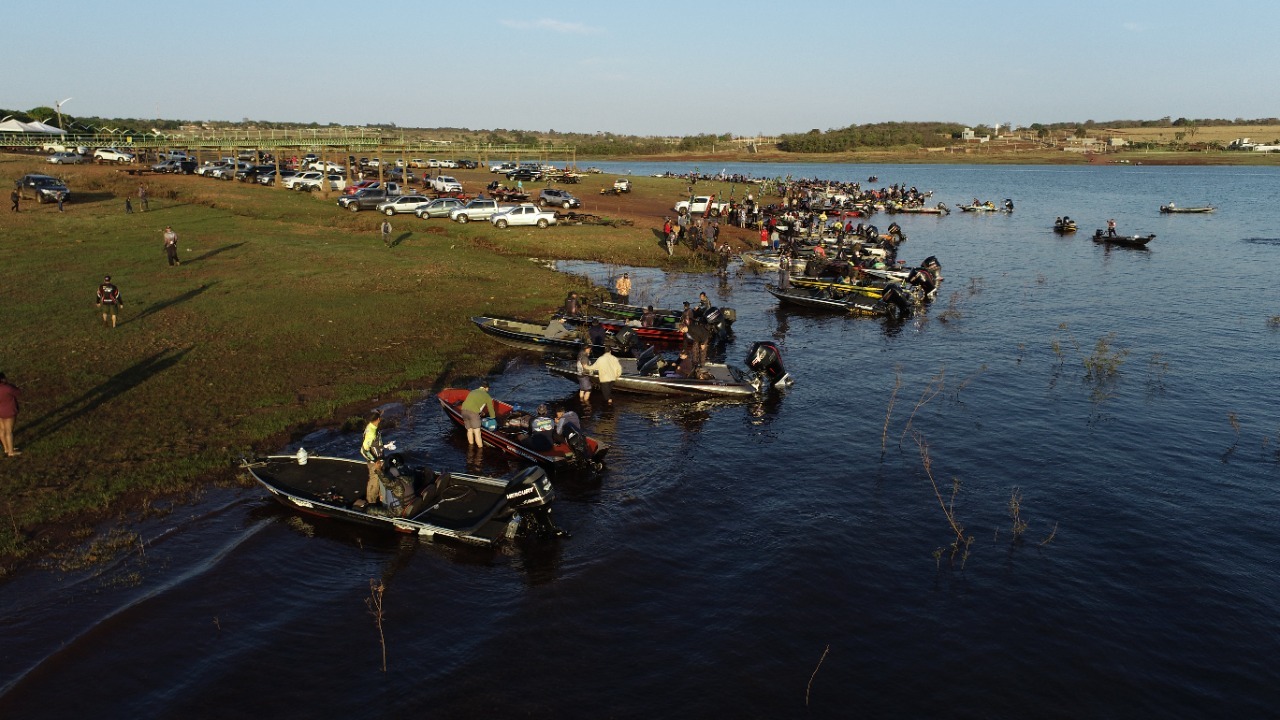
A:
[547,355,760,398]
[437,388,609,471]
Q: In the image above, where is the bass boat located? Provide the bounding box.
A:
[243,453,562,545]
[546,342,791,398]
[437,388,609,472]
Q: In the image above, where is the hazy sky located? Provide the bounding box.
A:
[7,0,1276,136]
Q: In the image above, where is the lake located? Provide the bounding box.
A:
[2,163,1278,718]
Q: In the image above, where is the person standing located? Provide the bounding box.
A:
[575,346,592,404]
[614,273,631,304]
[125,197,134,214]
[0,372,20,457]
[1107,218,1117,237]
[360,410,386,504]
[587,346,623,407]
[163,226,180,266]
[96,275,123,327]
[138,184,149,211]
[10,188,18,212]
[56,191,65,213]
[381,218,392,248]
[460,381,496,448]
[562,291,580,316]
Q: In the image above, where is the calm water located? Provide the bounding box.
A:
[3,163,1279,718]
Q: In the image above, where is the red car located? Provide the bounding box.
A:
[343,180,379,196]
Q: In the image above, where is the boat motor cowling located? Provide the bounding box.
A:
[504,465,555,509]
[746,341,793,389]
[612,326,639,353]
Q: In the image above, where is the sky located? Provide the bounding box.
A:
[6,0,1277,137]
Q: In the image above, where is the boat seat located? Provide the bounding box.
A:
[638,355,661,376]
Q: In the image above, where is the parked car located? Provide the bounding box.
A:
[408,158,426,168]
[538,188,581,209]
[210,162,252,180]
[237,164,276,182]
[490,162,516,174]
[387,168,416,183]
[15,174,70,203]
[491,204,557,229]
[414,197,465,219]
[93,148,136,164]
[449,198,508,223]
[337,189,395,212]
[457,159,478,169]
[376,194,431,215]
[506,167,541,181]
[438,159,457,169]
[157,150,192,162]
[613,178,632,192]
[431,175,463,193]
[152,159,197,174]
[194,162,223,176]
[47,152,86,165]
[257,169,298,185]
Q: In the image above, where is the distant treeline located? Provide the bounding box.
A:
[5,105,1278,155]
[777,122,965,153]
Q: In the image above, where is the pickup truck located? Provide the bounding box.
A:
[431,175,463,193]
[491,204,557,229]
[449,198,511,223]
[674,195,730,217]
[337,188,396,212]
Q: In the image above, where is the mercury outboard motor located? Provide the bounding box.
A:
[503,465,564,539]
[702,306,735,338]
[746,341,793,390]
[879,282,914,319]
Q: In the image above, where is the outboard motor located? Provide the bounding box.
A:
[745,341,793,390]
[562,426,596,470]
[879,282,914,319]
[503,465,564,539]
[906,267,938,300]
[611,326,640,355]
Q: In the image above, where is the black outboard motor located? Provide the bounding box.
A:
[702,306,735,338]
[746,341,793,390]
[879,282,914,319]
[612,326,639,354]
[562,426,592,466]
[906,267,938,300]
[503,465,564,539]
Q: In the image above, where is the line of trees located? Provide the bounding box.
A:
[777,122,966,153]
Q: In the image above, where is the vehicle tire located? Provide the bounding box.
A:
[539,199,548,207]
[563,201,571,209]
[457,215,469,223]
[496,219,508,229]
[537,219,549,229]
[385,208,395,216]
[349,204,359,213]
[710,209,721,217]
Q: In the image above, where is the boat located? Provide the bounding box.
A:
[789,275,889,298]
[1160,205,1215,214]
[546,342,791,398]
[471,315,595,355]
[437,388,609,472]
[588,300,736,334]
[887,202,950,215]
[1053,219,1078,233]
[957,202,999,212]
[1092,229,1154,247]
[766,283,915,317]
[741,251,786,270]
[562,306,735,344]
[242,453,562,545]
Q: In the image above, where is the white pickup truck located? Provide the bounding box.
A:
[431,175,463,193]
[674,195,730,217]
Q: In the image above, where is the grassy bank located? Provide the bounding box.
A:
[0,155,693,570]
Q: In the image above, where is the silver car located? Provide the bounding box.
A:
[414,197,465,219]
[375,195,430,215]
[47,152,86,165]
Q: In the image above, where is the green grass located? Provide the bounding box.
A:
[0,154,654,568]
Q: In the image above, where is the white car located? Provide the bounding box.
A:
[376,195,430,215]
[490,204,557,229]
[284,171,326,189]
[93,148,136,163]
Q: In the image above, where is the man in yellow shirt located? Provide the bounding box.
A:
[614,273,632,304]
[360,410,385,503]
